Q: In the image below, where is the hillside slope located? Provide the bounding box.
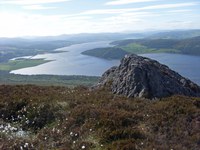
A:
[148,29,200,39]
[113,36,200,55]
[0,85,200,150]
[82,36,200,59]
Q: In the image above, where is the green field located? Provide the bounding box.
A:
[0,58,51,71]
[120,43,180,54]
[0,71,99,87]
[120,43,156,53]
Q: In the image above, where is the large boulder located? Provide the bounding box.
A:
[96,54,200,99]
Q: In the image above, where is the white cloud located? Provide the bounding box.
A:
[103,12,159,22]
[106,0,156,5]
[141,2,197,10]
[0,11,199,37]
[156,21,196,30]
[0,12,94,37]
[0,1,199,37]
[22,5,56,10]
[0,0,70,5]
[82,2,197,15]
[82,9,127,15]
[167,9,192,13]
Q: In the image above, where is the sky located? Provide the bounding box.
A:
[0,0,200,37]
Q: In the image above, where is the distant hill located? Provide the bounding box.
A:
[113,36,200,55]
[1,30,200,62]
[83,36,200,59]
[0,40,73,63]
[21,32,147,42]
[177,36,200,55]
[0,32,148,63]
[23,30,200,42]
[148,29,200,39]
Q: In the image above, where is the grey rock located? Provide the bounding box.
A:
[96,54,200,99]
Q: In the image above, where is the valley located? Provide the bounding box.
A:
[2,41,198,86]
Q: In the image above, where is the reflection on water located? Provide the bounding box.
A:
[10,41,120,76]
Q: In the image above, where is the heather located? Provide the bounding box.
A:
[0,85,199,150]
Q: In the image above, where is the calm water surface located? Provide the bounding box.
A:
[10,42,200,85]
[11,41,120,76]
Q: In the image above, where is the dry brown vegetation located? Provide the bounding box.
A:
[0,85,200,150]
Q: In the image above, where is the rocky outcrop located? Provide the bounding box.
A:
[97,54,200,99]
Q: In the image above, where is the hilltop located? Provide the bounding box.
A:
[96,54,200,99]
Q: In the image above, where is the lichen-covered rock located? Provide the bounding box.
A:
[97,54,200,99]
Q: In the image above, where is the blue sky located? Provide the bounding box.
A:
[0,0,200,37]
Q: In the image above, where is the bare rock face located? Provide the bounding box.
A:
[97,54,200,99]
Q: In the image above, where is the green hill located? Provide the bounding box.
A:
[148,29,200,39]
[82,47,130,59]
[115,36,200,55]
[83,36,200,60]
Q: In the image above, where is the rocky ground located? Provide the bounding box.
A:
[97,54,200,99]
